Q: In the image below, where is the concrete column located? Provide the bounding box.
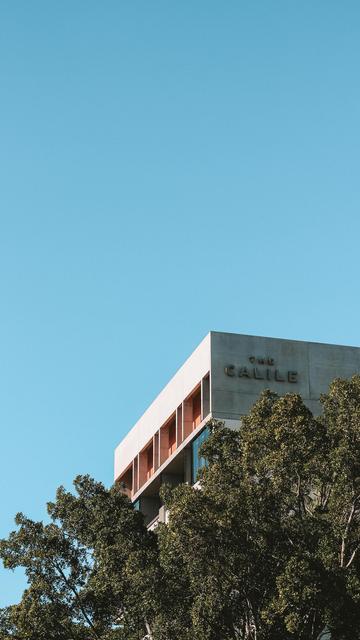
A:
[183,399,193,439]
[133,456,139,494]
[140,496,161,526]
[176,405,182,446]
[160,425,169,466]
[138,449,148,488]
[154,431,160,471]
[184,447,192,484]
[159,505,167,523]
[202,374,210,418]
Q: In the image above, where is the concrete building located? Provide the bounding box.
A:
[114,331,360,528]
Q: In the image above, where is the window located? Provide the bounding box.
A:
[191,427,209,483]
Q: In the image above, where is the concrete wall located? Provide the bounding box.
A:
[210,332,360,419]
[114,333,211,480]
[114,331,360,484]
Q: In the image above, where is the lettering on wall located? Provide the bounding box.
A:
[224,356,298,383]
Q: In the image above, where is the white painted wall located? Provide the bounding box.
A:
[114,333,211,480]
[115,331,360,482]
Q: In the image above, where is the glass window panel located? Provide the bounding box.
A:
[191,427,209,483]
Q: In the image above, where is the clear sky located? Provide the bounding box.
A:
[1,0,360,606]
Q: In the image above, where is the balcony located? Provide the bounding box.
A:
[116,373,210,500]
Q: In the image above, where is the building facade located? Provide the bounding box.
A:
[114,332,360,527]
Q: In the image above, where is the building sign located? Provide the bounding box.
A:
[224,356,298,383]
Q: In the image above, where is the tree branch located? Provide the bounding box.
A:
[340,501,357,568]
[52,560,101,639]
[346,540,360,568]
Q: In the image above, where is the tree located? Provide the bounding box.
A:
[159,377,360,639]
[0,475,159,639]
[2,377,360,639]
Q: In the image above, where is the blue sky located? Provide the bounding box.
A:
[1,1,360,605]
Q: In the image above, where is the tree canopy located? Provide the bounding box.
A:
[2,376,360,639]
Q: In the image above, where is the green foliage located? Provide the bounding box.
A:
[0,476,159,639]
[158,379,360,639]
[2,377,360,638]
